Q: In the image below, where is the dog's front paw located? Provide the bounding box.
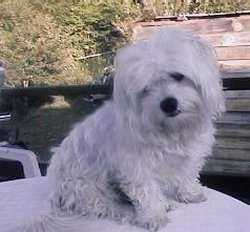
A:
[177,185,207,204]
[133,205,169,232]
[134,213,169,232]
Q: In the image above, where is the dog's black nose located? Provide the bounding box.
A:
[160,97,179,116]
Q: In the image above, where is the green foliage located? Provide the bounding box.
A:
[0,0,91,86]
[61,2,122,53]
[36,0,141,77]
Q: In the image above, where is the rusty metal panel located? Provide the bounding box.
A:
[133,14,250,71]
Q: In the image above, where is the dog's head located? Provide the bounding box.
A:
[113,28,225,134]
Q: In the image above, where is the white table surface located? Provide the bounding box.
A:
[0,177,249,232]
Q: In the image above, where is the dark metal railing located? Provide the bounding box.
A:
[1,75,250,99]
[0,84,113,98]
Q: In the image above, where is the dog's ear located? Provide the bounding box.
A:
[113,42,146,113]
[192,38,225,120]
[113,46,132,113]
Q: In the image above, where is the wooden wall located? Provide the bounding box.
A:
[211,72,250,176]
[133,14,250,176]
[133,14,250,71]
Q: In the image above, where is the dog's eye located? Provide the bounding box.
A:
[169,72,185,82]
[138,87,150,98]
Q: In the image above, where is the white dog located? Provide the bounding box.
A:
[46,28,225,232]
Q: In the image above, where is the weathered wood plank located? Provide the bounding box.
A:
[202,31,250,47]
[223,90,250,112]
[133,15,250,72]
[217,112,250,125]
[134,27,250,48]
[216,46,250,61]
[226,98,250,111]
[219,60,250,71]
[224,90,250,98]
[216,124,250,137]
[133,16,250,40]
[202,158,250,176]
[135,17,243,33]
[215,137,250,150]
[222,71,250,79]
[213,148,250,161]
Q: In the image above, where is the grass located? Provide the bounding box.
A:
[12,96,102,162]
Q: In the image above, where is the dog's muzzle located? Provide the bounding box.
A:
[160,97,181,117]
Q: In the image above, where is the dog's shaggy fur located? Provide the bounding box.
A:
[46,28,225,231]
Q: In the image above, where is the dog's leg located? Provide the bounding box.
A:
[116,172,170,232]
[171,158,207,204]
[175,181,207,204]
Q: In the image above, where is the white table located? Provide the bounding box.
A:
[0,177,249,232]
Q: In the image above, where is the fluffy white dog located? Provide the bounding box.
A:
[46,28,225,232]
